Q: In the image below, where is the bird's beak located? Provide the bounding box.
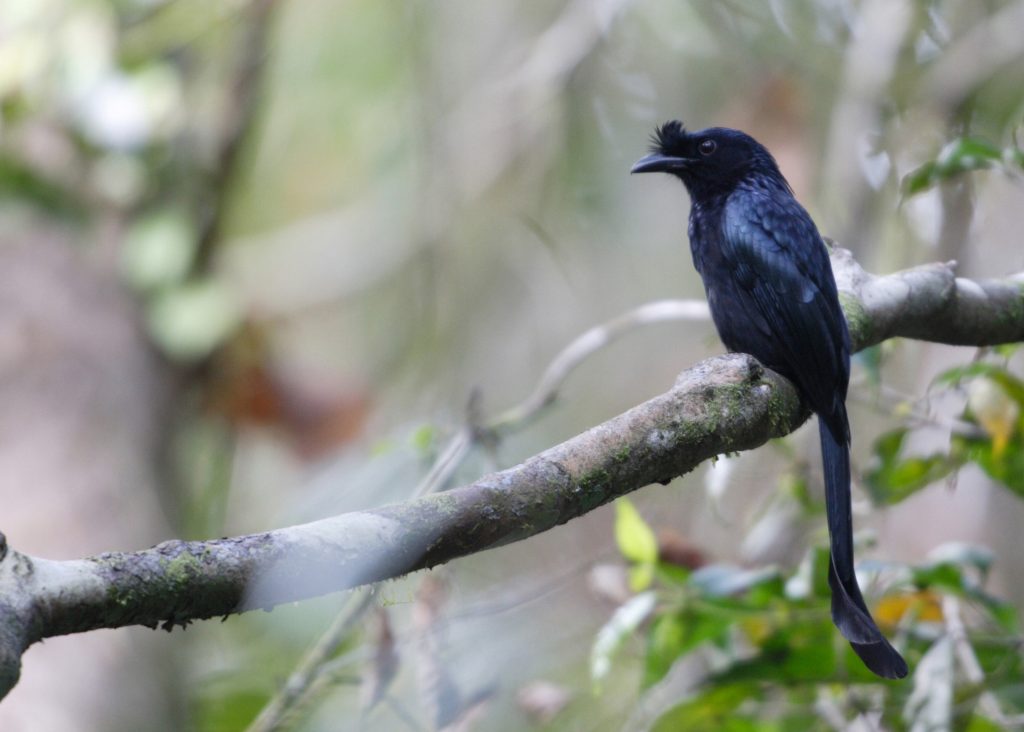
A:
[630,153,688,174]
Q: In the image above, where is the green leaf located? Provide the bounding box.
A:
[745,574,787,607]
[644,612,686,688]
[651,684,763,732]
[809,546,831,599]
[965,717,1008,732]
[901,136,1009,197]
[614,498,658,564]
[643,610,732,688]
[654,562,691,588]
[912,561,966,593]
[900,163,936,196]
[865,428,959,504]
[711,620,838,684]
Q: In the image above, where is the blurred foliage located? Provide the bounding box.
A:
[949,363,1024,494]
[902,137,1024,198]
[2,0,1024,730]
[867,357,1024,503]
[614,351,1024,730]
[604,504,1023,731]
[865,426,959,504]
[0,0,258,362]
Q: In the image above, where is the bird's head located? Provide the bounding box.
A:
[631,121,785,198]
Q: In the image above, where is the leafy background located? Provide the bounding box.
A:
[0,0,1022,730]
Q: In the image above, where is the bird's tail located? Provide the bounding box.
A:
[820,419,909,679]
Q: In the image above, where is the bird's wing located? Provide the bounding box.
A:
[720,192,850,435]
[721,188,855,575]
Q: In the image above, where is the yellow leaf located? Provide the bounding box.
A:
[628,562,654,592]
[968,377,1020,459]
[614,498,658,564]
[874,591,943,626]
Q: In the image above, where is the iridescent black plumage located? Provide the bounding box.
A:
[632,121,907,679]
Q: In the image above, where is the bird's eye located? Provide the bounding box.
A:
[699,139,717,156]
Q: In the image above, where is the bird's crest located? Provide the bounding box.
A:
[650,120,687,154]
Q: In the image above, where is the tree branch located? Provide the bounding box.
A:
[0,250,1020,698]
[830,246,1024,349]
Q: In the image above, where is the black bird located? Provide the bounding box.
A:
[631,121,908,680]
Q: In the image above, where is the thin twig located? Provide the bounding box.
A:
[411,426,473,497]
[489,299,710,434]
[418,300,710,496]
[244,586,378,732]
